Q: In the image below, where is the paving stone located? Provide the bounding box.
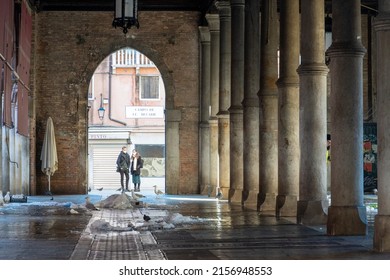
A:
[1,193,389,260]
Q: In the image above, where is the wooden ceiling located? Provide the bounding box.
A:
[30,0,215,12]
[30,0,378,14]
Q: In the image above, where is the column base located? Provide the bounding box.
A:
[276,194,297,218]
[258,192,277,212]
[374,215,390,252]
[327,206,367,236]
[217,187,229,200]
[229,188,243,204]
[242,190,258,210]
[297,200,329,225]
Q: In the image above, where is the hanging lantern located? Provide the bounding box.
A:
[112,0,140,34]
[98,93,105,121]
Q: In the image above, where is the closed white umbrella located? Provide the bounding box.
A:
[40,117,58,195]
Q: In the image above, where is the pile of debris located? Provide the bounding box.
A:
[95,193,141,209]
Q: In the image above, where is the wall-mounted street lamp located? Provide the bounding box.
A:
[112,0,140,34]
[98,93,105,121]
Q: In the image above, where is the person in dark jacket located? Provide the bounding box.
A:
[130,149,143,192]
[116,146,131,192]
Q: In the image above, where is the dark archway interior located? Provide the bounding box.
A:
[29,0,379,16]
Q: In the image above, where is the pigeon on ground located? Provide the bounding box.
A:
[131,189,145,200]
[85,196,99,211]
[216,187,223,199]
[4,191,11,203]
[143,214,151,222]
[0,191,4,206]
[96,187,103,191]
[88,187,91,192]
[153,185,164,196]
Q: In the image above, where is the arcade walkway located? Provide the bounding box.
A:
[0,190,388,260]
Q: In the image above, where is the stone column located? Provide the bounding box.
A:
[276,0,300,217]
[259,0,278,212]
[242,0,260,209]
[374,0,390,251]
[228,0,245,203]
[205,14,220,197]
[216,2,231,199]
[297,0,329,225]
[165,109,181,195]
[327,0,367,235]
[198,26,211,195]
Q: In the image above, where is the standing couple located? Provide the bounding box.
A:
[116,146,143,192]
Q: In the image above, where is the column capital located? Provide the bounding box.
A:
[374,12,390,31]
[276,77,299,88]
[297,63,329,76]
[327,41,366,58]
[198,26,211,43]
[205,13,220,31]
[216,1,231,18]
[231,0,245,6]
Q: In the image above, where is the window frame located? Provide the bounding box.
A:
[139,75,160,100]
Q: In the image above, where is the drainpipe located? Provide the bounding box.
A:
[109,55,127,126]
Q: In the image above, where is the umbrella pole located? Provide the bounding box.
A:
[47,174,53,196]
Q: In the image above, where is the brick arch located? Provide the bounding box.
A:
[84,45,175,193]
[88,44,176,110]
[33,10,200,195]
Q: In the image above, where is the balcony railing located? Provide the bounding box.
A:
[112,49,155,68]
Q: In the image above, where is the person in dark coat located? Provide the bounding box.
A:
[116,146,131,192]
[130,149,143,192]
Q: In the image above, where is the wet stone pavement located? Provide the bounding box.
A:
[0,214,91,259]
[0,191,389,260]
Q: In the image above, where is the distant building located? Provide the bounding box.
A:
[88,48,165,190]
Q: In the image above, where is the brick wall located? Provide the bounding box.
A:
[32,11,200,194]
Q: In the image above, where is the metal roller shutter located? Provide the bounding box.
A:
[92,145,122,189]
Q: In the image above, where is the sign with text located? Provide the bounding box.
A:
[89,133,128,139]
[126,106,164,119]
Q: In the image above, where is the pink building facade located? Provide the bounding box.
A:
[88,48,165,190]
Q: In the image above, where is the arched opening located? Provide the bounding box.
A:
[87,47,166,192]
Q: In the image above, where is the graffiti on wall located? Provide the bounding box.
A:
[363,123,377,192]
[135,144,165,178]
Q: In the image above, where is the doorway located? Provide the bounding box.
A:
[87,47,166,192]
